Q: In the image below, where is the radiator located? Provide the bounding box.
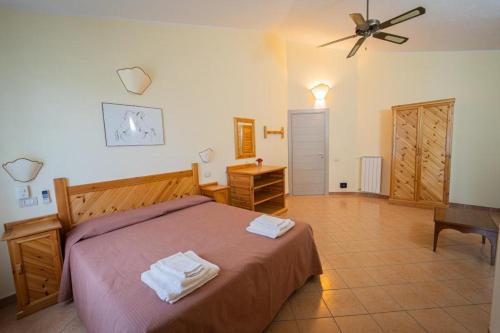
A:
[360,156,382,194]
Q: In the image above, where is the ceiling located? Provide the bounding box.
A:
[2,0,500,51]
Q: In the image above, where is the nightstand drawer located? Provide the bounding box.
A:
[200,184,230,205]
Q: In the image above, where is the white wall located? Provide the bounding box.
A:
[357,51,500,207]
[0,8,288,298]
[287,42,359,192]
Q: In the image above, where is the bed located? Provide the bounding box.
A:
[54,164,322,333]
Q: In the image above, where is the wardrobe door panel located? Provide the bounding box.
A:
[417,105,449,203]
[391,108,418,201]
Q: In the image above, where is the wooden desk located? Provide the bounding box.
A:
[434,207,498,265]
[227,164,287,215]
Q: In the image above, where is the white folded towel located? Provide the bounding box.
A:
[155,252,203,279]
[141,251,219,304]
[247,220,295,239]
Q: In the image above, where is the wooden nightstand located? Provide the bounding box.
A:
[2,214,63,319]
[200,183,230,204]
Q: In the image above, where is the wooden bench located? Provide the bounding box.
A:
[434,207,499,265]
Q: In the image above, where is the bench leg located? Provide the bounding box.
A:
[489,235,497,266]
[482,235,486,244]
[433,224,442,252]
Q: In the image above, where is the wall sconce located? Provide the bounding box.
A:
[198,148,214,163]
[2,158,43,182]
[116,66,152,95]
[310,83,331,102]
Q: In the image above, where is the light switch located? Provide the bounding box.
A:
[15,185,30,200]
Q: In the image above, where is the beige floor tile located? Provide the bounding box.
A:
[296,318,340,333]
[382,284,437,310]
[444,279,493,304]
[318,270,348,290]
[337,268,378,288]
[372,311,426,333]
[351,286,401,313]
[61,316,86,333]
[365,266,408,285]
[321,289,366,317]
[409,308,469,333]
[334,314,383,333]
[289,291,332,319]
[264,320,300,333]
[410,281,470,307]
[274,301,294,321]
[444,305,490,332]
[391,264,433,283]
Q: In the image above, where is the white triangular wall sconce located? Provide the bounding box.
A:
[2,158,43,182]
[116,66,152,95]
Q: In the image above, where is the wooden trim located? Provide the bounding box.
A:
[449,202,500,213]
[392,98,455,109]
[234,117,256,160]
[328,192,390,199]
[388,198,446,209]
[226,163,256,174]
[192,163,200,194]
[54,178,72,233]
[54,164,200,231]
[67,170,193,195]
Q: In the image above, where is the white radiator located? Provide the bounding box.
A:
[361,156,382,194]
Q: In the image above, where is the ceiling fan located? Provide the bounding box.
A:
[319,0,426,58]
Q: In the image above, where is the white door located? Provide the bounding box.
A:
[289,109,329,195]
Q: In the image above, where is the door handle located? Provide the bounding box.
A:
[318,153,325,159]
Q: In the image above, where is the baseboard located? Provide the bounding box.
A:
[449,202,500,212]
[329,192,389,199]
[0,294,16,309]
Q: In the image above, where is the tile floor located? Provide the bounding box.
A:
[0,195,495,333]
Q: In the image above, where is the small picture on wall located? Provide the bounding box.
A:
[102,102,164,146]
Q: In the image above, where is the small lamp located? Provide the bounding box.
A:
[198,148,214,163]
[2,158,43,182]
[116,66,152,95]
[310,83,331,102]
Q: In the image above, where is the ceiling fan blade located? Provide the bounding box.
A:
[347,37,366,58]
[318,35,357,48]
[379,7,426,30]
[372,32,408,44]
[349,13,366,27]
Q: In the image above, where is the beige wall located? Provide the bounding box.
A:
[287,42,359,192]
[357,51,500,207]
[287,43,500,207]
[0,8,288,298]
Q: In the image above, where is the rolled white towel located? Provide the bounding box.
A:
[247,220,295,239]
[155,252,203,279]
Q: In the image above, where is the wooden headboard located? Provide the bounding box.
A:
[54,163,200,232]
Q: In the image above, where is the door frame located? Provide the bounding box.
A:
[288,109,330,196]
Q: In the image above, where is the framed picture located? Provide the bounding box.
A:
[102,103,164,146]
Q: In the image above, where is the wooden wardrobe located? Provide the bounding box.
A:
[389,98,455,208]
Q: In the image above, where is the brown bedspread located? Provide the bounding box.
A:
[61,196,322,333]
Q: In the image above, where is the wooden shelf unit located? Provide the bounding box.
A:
[227,164,287,215]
